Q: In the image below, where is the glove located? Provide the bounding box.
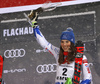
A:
[80,79,91,84]
[28,7,43,28]
[75,40,84,54]
[65,78,72,84]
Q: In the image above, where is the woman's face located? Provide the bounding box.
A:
[61,40,71,52]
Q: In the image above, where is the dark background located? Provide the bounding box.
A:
[0,2,100,84]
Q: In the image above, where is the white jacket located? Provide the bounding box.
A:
[33,26,92,84]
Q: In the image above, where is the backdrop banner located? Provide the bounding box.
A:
[0,1,100,84]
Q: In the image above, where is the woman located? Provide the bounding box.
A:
[28,10,92,84]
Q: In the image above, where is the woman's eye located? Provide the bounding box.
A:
[65,41,69,43]
[61,41,64,43]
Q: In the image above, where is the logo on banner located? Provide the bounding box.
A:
[4,48,25,58]
[3,27,33,37]
[36,49,48,53]
[3,68,26,73]
[36,63,57,73]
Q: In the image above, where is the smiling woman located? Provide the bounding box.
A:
[27,8,92,84]
[59,40,76,64]
[61,40,71,52]
[58,28,77,65]
[60,28,75,52]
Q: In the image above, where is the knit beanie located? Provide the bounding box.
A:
[60,27,75,44]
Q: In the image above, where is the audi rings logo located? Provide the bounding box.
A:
[4,48,26,58]
[36,63,57,73]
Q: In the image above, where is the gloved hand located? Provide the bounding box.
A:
[75,40,84,54]
[28,7,43,28]
[65,78,72,84]
[80,79,91,84]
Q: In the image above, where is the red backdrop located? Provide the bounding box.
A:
[0,0,73,8]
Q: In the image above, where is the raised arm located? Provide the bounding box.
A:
[33,26,59,57]
[27,8,59,58]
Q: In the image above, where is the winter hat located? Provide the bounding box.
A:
[60,27,75,44]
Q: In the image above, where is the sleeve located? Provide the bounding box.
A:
[82,55,92,80]
[33,26,59,59]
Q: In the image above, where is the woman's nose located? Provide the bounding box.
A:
[63,42,67,46]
